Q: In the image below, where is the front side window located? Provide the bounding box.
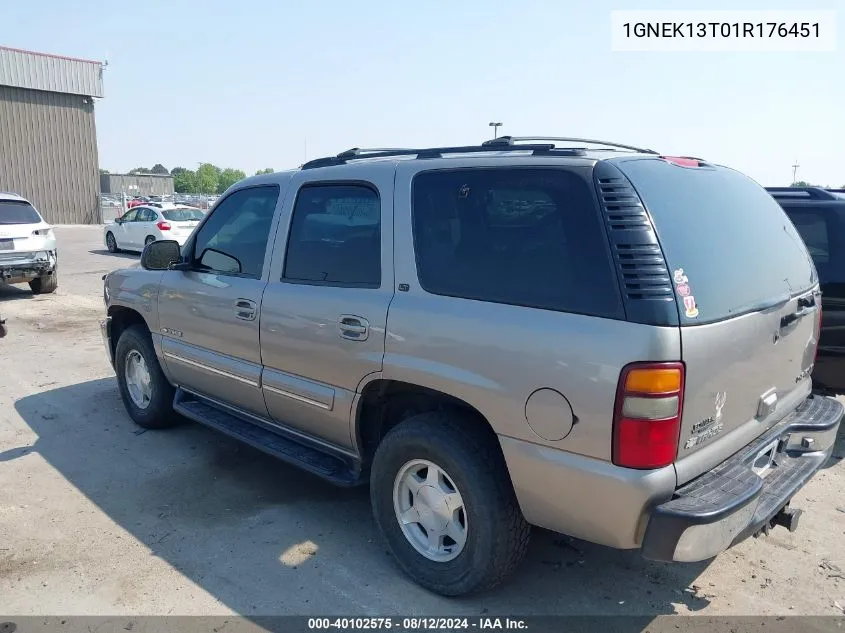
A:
[411,167,622,318]
[120,209,139,222]
[191,185,280,279]
[283,183,381,288]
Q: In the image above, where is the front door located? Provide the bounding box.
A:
[260,171,395,449]
[115,209,139,248]
[157,184,282,417]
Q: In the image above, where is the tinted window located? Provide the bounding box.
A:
[283,184,381,288]
[412,168,622,318]
[139,208,157,222]
[0,201,42,225]
[616,159,815,323]
[192,185,280,279]
[163,208,204,221]
[786,210,829,264]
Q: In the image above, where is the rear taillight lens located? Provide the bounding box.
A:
[612,362,685,469]
[156,221,171,231]
[32,228,53,237]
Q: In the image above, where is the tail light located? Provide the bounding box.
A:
[156,221,171,231]
[32,228,53,237]
[612,362,685,469]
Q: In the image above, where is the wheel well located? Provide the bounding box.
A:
[108,306,149,359]
[356,380,498,462]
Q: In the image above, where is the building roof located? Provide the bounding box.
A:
[0,46,104,98]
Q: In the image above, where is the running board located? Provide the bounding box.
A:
[173,388,361,487]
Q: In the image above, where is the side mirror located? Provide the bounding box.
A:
[141,240,182,271]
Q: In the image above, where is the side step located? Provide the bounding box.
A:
[173,389,361,487]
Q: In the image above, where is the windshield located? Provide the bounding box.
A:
[0,201,42,225]
[616,158,816,324]
[162,208,204,221]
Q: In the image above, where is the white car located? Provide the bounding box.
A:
[0,192,58,294]
[104,205,205,253]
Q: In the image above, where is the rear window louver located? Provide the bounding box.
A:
[594,162,678,326]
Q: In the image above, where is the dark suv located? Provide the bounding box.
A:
[768,187,845,393]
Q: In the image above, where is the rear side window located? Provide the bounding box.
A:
[162,208,204,221]
[0,201,42,224]
[780,205,845,285]
[412,167,622,319]
[787,210,829,264]
[283,184,381,288]
[616,159,815,323]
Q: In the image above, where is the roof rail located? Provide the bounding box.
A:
[483,136,660,155]
[765,187,840,200]
[300,143,587,170]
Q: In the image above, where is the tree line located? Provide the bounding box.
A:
[792,181,845,189]
[99,164,274,195]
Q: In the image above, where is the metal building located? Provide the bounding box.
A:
[0,46,105,224]
[100,173,175,197]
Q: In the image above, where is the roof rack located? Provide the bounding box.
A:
[483,136,659,155]
[766,187,841,201]
[301,142,600,170]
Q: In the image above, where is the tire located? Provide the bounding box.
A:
[145,236,156,247]
[106,231,119,253]
[29,270,58,294]
[114,324,177,429]
[370,411,531,596]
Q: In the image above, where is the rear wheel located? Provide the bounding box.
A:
[106,231,119,253]
[29,270,58,294]
[115,324,177,429]
[144,235,156,247]
[370,411,531,596]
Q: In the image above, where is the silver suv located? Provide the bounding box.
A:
[100,137,843,596]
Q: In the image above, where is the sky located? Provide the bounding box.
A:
[3,0,843,186]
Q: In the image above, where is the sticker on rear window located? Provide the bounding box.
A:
[673,268,699,318]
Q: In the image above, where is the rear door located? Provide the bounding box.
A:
[615,158,820,483]
[260,167,394,450]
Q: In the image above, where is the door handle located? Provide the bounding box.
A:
[234,299,257,321]
[338,315,369,341]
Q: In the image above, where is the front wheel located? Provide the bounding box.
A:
[115,324,177,429]
[370,411,531,596]
[106,231,119,253]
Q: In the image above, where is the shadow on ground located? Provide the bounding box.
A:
[0,283,33,302]
[11,379,712,619]
[88,249,139,260]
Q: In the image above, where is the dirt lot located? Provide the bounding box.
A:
[1,225,844,617]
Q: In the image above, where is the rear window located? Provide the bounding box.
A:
[0,200,42,225]
[412,167,623,319]
[616,159,816,323]
[162,208,204,221]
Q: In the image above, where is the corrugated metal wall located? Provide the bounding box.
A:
[100,174,175,196]
[0,85,100,224]
[0,47,104,98]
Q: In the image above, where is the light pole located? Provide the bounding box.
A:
[792,160,800,184]
[489,122,503,139]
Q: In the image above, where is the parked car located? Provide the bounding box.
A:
[103,205,204,253]
[0,192,58,294]
[100,138,842,596]
[767,186,845,393]
[126,196,149,209]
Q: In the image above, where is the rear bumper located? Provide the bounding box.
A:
[642,394,842,562]
[0,250,57,282]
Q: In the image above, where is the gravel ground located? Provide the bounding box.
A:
[1,226,844,618]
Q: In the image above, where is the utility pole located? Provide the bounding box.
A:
[792,159,800,184]
[489,121,503,139]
